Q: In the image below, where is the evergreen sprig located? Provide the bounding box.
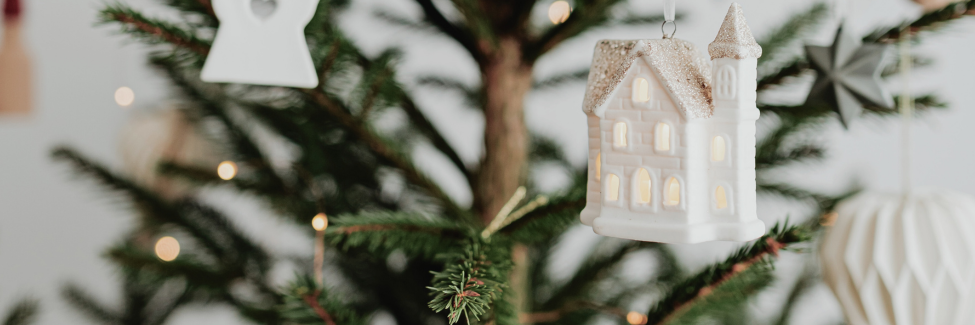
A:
[645,223,811,325]
[326,212,468,259]
[428,240,513,325]
[1,299,38,325]
[278,276,365,325]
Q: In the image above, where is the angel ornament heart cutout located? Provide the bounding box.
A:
[201,0,320,88]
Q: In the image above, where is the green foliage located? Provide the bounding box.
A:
[278,276,366,325]
[428,240,513,325]
[646,223,811,324]
[2,299,38,325]
[54,0,974,325]
[326,212,468,259]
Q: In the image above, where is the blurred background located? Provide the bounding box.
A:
[1,0,974,324]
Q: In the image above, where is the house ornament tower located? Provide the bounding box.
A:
[579,3,766,243]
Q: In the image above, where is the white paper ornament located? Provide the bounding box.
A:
[821,189,975,325]
[201,0,320,88]
[579,3,765,243]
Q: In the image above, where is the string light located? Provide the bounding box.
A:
[217,161,237,180]
[548,1,571,24]
[626,311,648,325]
[154,236,180,261]
[311,213,328,231]
[114,86,135,107]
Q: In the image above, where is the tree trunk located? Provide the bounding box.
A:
[475,36,533,224]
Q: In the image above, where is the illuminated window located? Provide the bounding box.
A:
[633,78,650,103]
[655,123,671,151]
[665,177,680,206]
[606,174,620,202]
[637,168,651,204]
[712,136,726,162]
[614,122,628,147]
[715,186,728,209]
[595,153,601,181]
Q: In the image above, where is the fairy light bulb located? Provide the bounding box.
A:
[312,213,328,231]
[217,161,237,180]
[548,1,571,24]
[154,236,180,261]
[626,311,647,325]
[114,86,135,107]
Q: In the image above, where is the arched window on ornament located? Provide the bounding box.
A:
[715,65,737,100]
[712,136,726,162]
[595,153,601,181]
[633,78,651,103]
[614,122,628,148]
[655,122,671,151]
[665,177,680,206]
[715,186,728,209]
[636,168,651,204]
[606,174,620,202]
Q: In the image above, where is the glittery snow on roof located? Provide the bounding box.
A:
[708,3,762,60]
[582,39,714,119]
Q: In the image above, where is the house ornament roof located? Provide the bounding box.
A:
[708,3,762,60]
[582,39,714,119]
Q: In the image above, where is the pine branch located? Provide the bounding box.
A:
[279,276,367,325]
[99,5,210,55]
[757,3,829,67]
[411,0,483,62]
[326,212,467,259]
[428,240,512,325]
[526,0,627,62]
[62,284,121,324]
[757,59,809,91]
[417,75,482,108]
[866,0,975,43]
[532,69,590,90]
[301,89,466,217]
[645,223,811,325]
[2,299,38,325]
[772,263,819,325]
[541,240,660,311]
[102,3,468,215]
[498,186,586,243]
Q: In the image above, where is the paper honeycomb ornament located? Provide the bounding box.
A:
[578,3,765,243]
[820,188,975,325]
[201,0,320,88]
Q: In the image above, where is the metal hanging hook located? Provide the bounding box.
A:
[661,20,677,39]
[661,0,676,39]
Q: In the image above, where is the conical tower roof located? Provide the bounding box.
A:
[708,3,762,60]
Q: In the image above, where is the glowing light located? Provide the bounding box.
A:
[115,87,135,107]
[217,161,237,180]
[595,153,601,181]
[665,177,680,206]
[312,213,328,231]
[155,236,180,261]
[712,136,726,162]
[637,168,651,204]
[548,1,571,24]
[716,186,728,209]
[634,78,650,102]
[614,122,627,147]
[606,174,620,201]
[656,123,671,151]
[626,311,647,325]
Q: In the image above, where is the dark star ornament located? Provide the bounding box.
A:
[805,27,894,128]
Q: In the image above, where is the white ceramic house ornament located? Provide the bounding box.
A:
[201,0,320,88]
[580,3,765,243]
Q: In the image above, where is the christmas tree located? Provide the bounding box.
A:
[47,0,974,324]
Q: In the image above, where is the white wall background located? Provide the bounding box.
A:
[1,0,973,324]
